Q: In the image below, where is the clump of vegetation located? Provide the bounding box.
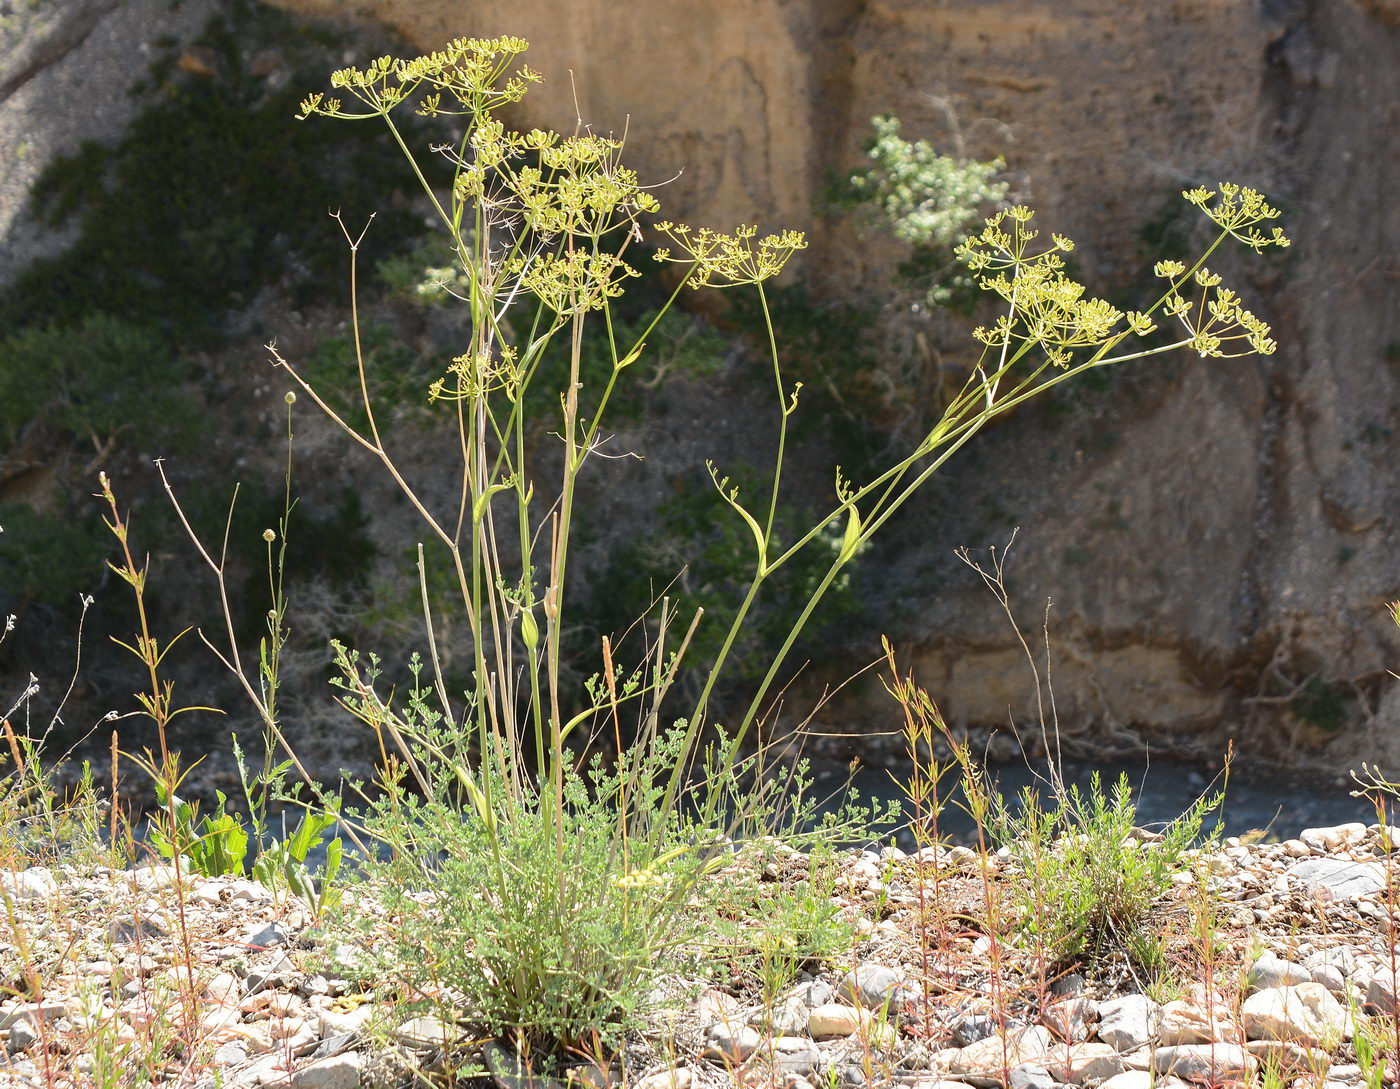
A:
[0,20,1296,1076]
[0,2,423,338]
[0,0,430,634]
[839,113,1008,308]
[244,33,1287,1059]
[986,770,1222,967]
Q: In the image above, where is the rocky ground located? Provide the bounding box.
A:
[0,822,1396,1089]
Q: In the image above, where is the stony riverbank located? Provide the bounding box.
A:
[0,821,1396,1089]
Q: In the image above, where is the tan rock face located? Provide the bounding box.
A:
[263,0,1400,768]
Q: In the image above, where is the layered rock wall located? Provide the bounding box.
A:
[6,0,1394,771]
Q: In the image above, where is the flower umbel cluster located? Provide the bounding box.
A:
[1154,264,1277,357]
[651,223,809,289]
[958,207,1155,367]
[297,36,539,121]
[956,186,1285,369]
[1183,182,1291,253]
[428,345,522,405]
[505,250,640,316]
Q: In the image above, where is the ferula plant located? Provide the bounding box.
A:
[277,36,1288,1051]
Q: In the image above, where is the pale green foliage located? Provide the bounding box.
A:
[849,115,1007,250]
[987,771,1222,966]
[708,841,855,1009]
[845,114,1006,308]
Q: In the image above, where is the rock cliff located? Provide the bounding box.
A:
[2,0,1396,777]
[263,0,1400,772]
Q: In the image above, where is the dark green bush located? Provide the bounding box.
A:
[0,316,192,450]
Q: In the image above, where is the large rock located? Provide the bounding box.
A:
[291,1053,362,1089]
[0,868,56,901]
[837,965,904,1011]
[1299,823,1370,851]
[1152,1044,1257,1084]
[948,1027,1053,1087]
[808,1004,864,1038]
[1284,858,1387,900]
[1095,995,1158,1052]
[1241,983,1347,1048]
[1248,952,1311,991]
[1044,1043,1125,1084]
[1157,994,1234,1047]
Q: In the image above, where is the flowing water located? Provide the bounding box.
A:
[826,754,1383,847]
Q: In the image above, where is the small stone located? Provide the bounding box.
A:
[392,1016,461,1050]
[752,992,809,1035]
[1309,964,1347,994]
[206,972,244,1007]
[0,1000,69,1030]
[634,1068,691,1089]
[237,1022,276,1055]
[128,863,184,890]
[244,922,292,950]
[214,1042,249,1066]
[838,965,903,1011]
[1304,946,1360,978]
[1042,997,1096,1042]
[793,980,833,1008]
[1007,1064,1054,1089]
[108,914,167,943]
[951,1014,997,1048]
[232,1053,285,1087]
[1362,963,1397,1014]
[230,879,273,903]
[1300,823,1368,851]
[1248,951,1311,991]
[190,881,228,906]
[808,1004,864,1038]
[1241,983,1347,1047]
[702,1022,761,1063]
[292,1051,361,1089]
[8,1021,37,1052]
[318,1003,376,1037]
[271,1016,321,1055]
[309,1032,358,1061]
[769,1036,821,1075]
[126,954,161,979]
[1095,994,1157,1052]
[200,1006,243,1034]
[695,988,740,1023]
[1152,1044,1256,1083]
